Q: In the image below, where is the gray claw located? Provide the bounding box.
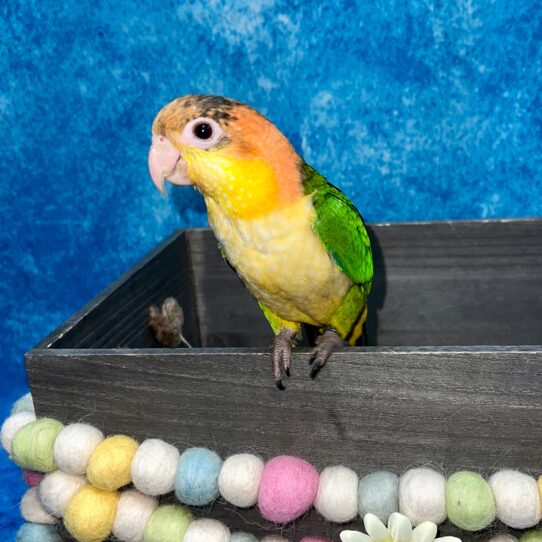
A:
[270,328,296,388]
[309,329,343,379]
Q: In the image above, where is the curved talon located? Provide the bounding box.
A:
[310,364,322,379]
[309,329,343,379]
[270,328,296,389]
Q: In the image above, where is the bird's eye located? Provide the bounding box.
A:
[181,117,224,149]
[193,122,213,140]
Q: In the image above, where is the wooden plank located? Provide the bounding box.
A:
[366,219,542,346]
[26,346,542,541]
[186,219,542,348]
[38,219,542,350]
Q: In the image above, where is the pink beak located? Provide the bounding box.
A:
[148,135,192,194]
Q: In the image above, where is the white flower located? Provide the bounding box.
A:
[340,513,462,542]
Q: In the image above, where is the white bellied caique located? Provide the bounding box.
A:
[148,95,373,389]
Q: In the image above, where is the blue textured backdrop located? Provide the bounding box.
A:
[1,1,541,537]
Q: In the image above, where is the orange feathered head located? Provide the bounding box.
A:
[149,94,303,218]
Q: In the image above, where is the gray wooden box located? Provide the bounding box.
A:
[26,219,542,541]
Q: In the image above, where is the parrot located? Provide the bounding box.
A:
[148,94,373,389]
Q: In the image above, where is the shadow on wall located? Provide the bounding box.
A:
[365,225,387,347]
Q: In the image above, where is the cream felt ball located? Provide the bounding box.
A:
[38,471,87,517]
[230,533,259,542]
[112,490,158,542]
[1,412,36,454]
[182,519,230,542]
[20,487,56,524]
[218,453,264,507]
[314,465,358,523]
[489,470,541,528]
[399,468,446,526]
[358,471,399,522]
[53,423,104,475]
[131,439,180,496]
[261,536,291,542]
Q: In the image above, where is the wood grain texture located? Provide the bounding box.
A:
[188,219,542,347]
[39,230,201,350]
[27,347,542,541]
[40,219,542,350]
[366,219,542,346]
[26,219,542,541]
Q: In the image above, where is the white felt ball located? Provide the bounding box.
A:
[1,412,36,454]
[489,470,541,528]
[314,465,358,522]
[38,471,86,517]
[230,532,259,542]
[20,487,56,524]
[182,519,230,542]
[131,439,180,496]
[218,453,264,508]
[399,468,446,525]
[112,489,158,542]
[487,535,519,542]
[53,423,104,475]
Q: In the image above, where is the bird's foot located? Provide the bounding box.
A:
[270,328,296,390]
[309,329,344,379]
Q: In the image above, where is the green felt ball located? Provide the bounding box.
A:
[143,504,193,542]
[520,531,542,542]
[446,471,496,531]
[11,418,64,472]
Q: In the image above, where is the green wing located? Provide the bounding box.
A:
[302,163,373,295]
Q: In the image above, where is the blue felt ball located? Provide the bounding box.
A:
[16,523,61,542]
[358,471,399,523]
[175,447,222,506]
[11,393,34,416]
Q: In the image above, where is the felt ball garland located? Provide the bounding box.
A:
[3,398,542,542]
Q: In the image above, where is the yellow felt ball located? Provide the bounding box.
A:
[64,485,120,542]
[87,435,139,490]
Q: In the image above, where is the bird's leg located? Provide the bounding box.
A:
[270,328,296,390]
[309,328,344,379]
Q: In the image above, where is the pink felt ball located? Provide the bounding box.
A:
[258,456,319,524]
[22,469,45,487]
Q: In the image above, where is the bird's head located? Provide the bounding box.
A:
[148,95,303,219]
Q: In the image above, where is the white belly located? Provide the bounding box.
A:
[206,196,351,325]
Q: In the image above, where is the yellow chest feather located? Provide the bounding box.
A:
[206,196,351,325]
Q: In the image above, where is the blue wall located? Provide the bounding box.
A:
[0,0,541,537]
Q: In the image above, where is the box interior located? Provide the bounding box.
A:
[42,220,542,350]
